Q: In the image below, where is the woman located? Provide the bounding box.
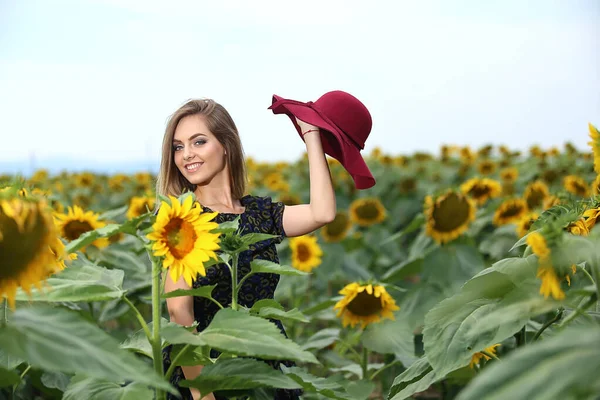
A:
[158,98,336,400]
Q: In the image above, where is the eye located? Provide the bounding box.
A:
[172,144,183,151]
[194,139,206,146]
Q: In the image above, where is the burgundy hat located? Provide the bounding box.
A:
[268,90,376,190]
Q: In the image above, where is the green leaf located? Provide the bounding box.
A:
[241,232,280,247]
[0,365,20,388]
[98,205,128,221]
[120,318,170,357]
[180,358,301,394]
[250,259,308,276]
[63,375,154,400]
[456,325,600,400]
[301,328,340,351]
[0,348,23,370]
[381,258,423,283]
[423,256,539,376]
[249,299,309,323]
[345,380,376,400]
[301,299,339,316]
[214,217,240,234]
[15,262,124,302]
[0,306,174,393]
[284,367,356,400]
[169,344,212,367]
[162,285,217,300]
[467,294,562,338]
[41,371,71,392]
[361,314,417,367]
[388,357,440,400]
[162,309,319,364]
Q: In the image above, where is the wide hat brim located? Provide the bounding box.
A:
[268,94,376,190]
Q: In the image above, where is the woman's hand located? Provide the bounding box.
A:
[295,117,320,136]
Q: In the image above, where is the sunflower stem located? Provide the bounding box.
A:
[231,253,239,311]
[123,296,152,342]
[533,308,563,341]
[361,346,369,381]
[580,266,596,286]
[369,360,401,380]
[165,344,191,380]
[557,294,598,329]
[150,256,165,400]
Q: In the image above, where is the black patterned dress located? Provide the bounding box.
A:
[163,195,302,400]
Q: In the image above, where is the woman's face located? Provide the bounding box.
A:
[173,114,228,187]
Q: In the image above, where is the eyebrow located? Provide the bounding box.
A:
[173,133,207,143]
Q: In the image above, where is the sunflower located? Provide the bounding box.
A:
[460,147,475,164]
[264,172,290,193]
[501,182,515,196]
[526,232,564,300]
[541,169,560,185]
[524,180,549,210]
[516,213,538,238]
[583,207,600,231]
[0,198,64,308]
[477,160,496,175]
[126,196,156,219]
[320,211,352,243]
[278,193,301,206]
[424,190,476,244]
[493,198,528,226]
[543,195,561,210]
[499,167,518,182]
[74,172,95,188]
[54,205,109,250]
[399,177,418,194]
[470,344,501,369]
[333,283,400,328]
[536,265,565,300]
[563,175,589,197]
[592,175,600,195]
[108,174,129,192]
[529,145,543,158]
[460,177,502,205]
[29,169,49,185]
[567,218,589,236]
[349,198,386,227]
[588,123,600,173]
[147,195,220,285]
[289,235,323,272]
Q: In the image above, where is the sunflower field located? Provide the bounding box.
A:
[1,123,600,400]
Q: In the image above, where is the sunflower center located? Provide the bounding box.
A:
[0,204,49,280]
[346,291,383,316]
[526,188,546,209]
[468,183,491,199]
[324,213,349,237]
[136,201,151,215]
[356,202,380,221]
[165,218,197,260]
[499,203,525,219]
[63,220,94,241]
[431,193,471,232]
[296,243,311,262]
[573,182,587,195]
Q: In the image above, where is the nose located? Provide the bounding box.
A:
[182,147,194,161]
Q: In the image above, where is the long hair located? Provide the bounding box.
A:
[155,99,247,205]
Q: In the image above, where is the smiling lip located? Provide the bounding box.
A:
[184,162,203,172]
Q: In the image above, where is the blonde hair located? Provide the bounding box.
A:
[155,99,247,203]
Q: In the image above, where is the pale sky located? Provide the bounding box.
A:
[0,0,599,172]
